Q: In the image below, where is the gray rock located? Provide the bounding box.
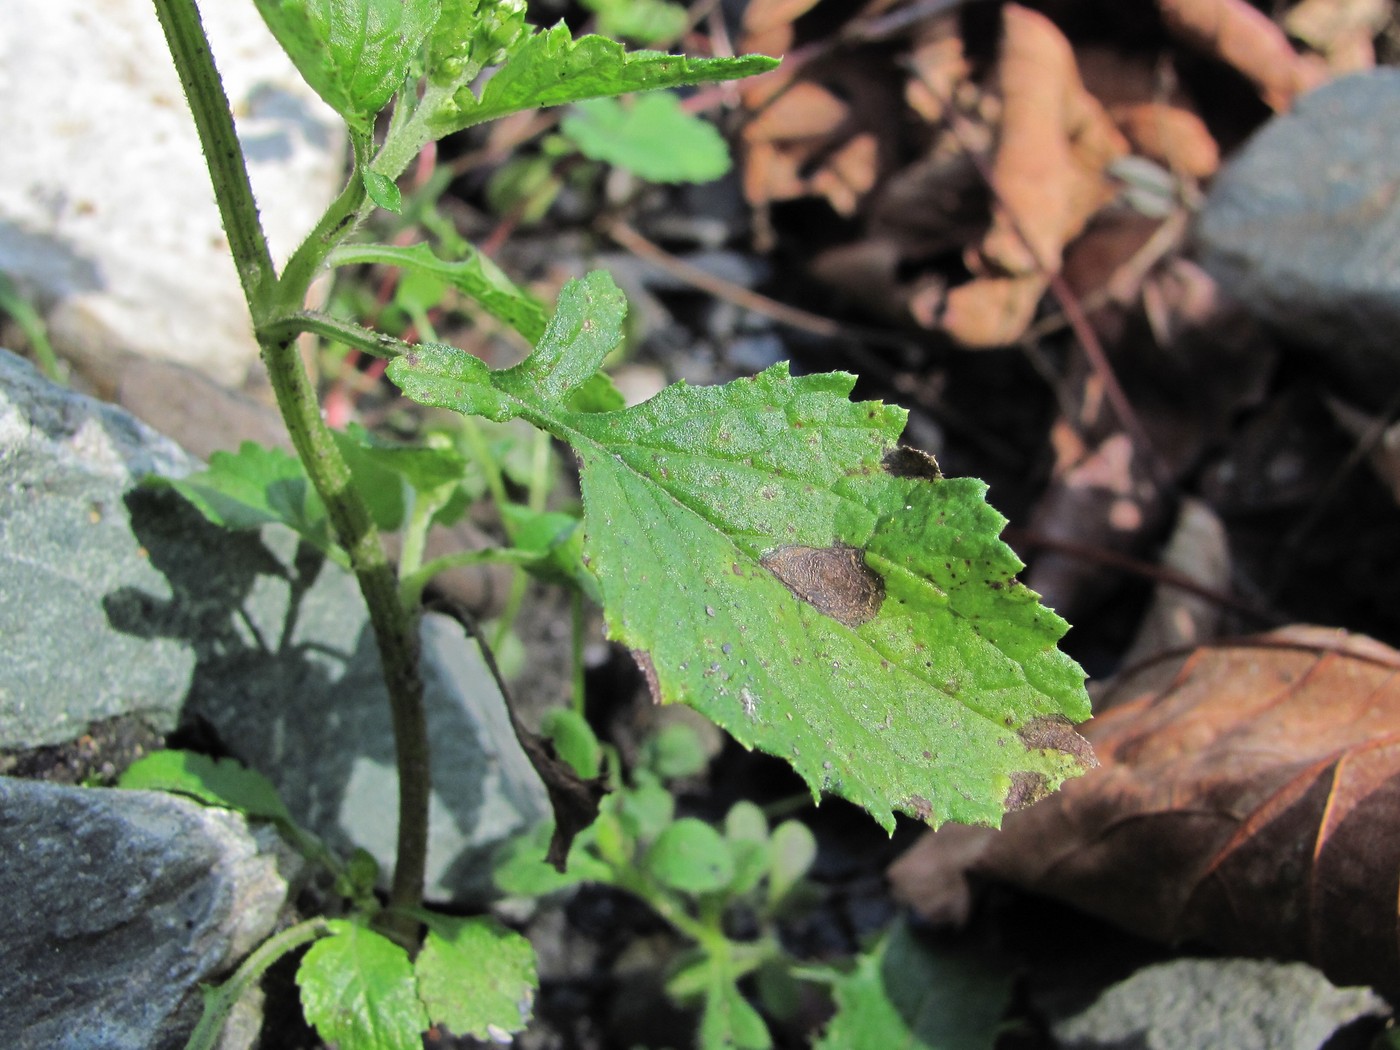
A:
[0,348,548,900]
[1052,957,1390,1050]
[0,0,345,388]
[0,777,294,1050]
[0,347,202,748]
[1193,70,1400,402]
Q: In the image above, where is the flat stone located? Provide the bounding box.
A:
[0,777,294,1050]
[0,0,344,388]
[1193,69,1400,402]
[1053,957,1390,1050]
[0,348,547,901]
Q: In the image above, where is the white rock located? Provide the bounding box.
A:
[0,0,345,387]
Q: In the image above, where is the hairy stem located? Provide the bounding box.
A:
[151,0,430,933]
[183,918,332,1050]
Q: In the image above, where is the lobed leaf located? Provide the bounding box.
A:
[118,750,293,826]
[430,22,778,135]
[254,0,439,131]
[154,441,340,564]
[295,920,427,1050]
[415,914,537,1041]
[388,272,1093,832]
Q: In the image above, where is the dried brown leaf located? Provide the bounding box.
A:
[1158,0,1330,111]
[891,627,1400,1001]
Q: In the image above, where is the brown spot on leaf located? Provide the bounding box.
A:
[1018,714,1097,770]
[882,446,943,480]
[906,794,933,822]
[1005,770,1051,811]
[761,544,885,627]
[632,649,662,704]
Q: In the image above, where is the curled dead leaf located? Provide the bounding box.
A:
[1158,0,1330,111]
[890,626,1400,1001]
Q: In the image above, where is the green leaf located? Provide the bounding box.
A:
[616,773,675,842]
[415,914,537,1041]
[540,707,602,780]
[331,242,548,343]
[426,0,527,86]
[581,0,688,46]
[640,721,710,780]
[724,800,769,844]
[700,972,772,1050]
[815,920,1011,1050]
[388,271,1094,832]
[155,441,341,565]
[431,23,779,135]
[644,817,735,894]
[493,820,613,896]
[391,343,517,422]
[118,750,293,826]
[254,0,439,131]
[766,820,816,909]
[295,920,428,1050]
[332,422,468,532]
[561,92,731,184]
[500,505,595,597]
[362,169,403,212]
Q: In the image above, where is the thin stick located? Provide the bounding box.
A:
[604,219,918,354]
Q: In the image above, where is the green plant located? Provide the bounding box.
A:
[496,714,821,1048]
[133,0,1092,1045]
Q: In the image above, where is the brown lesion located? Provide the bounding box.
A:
[882,446,942,480]
[1005,714,1097,811]
[1018,714,1096,767]
[760,543,885,628]
[633,649,662,704]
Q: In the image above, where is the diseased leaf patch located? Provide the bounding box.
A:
[760,544,885,629]
[387,272,1093,832]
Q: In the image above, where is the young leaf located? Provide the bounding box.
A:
[561,92,732,184]
[118,750,293,826]
[361,169,403,213]
[540,707,602,780]
[430,23,779,135]
[332,422,469,532]
[254,0,439,132]
[330,242,548,343]
[644,817,735,894]
[426,0,528,86]
[415,914,537,1041]
[766,820,817,909]
[815,920,1010,1050]
[154,441,341,565]
[296,920,428,1050]
[581,0,688,46]
[493,820,613,896]
[387,272,1094,832]
[700,971,773,1050]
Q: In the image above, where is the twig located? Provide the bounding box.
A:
[1003,527,1281,626]
[604,219,918,354]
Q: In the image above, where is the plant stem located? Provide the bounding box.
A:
[183,917,332,1050]
[150,0,274,315]
[151,0,431,933]
[258,311,412,361]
